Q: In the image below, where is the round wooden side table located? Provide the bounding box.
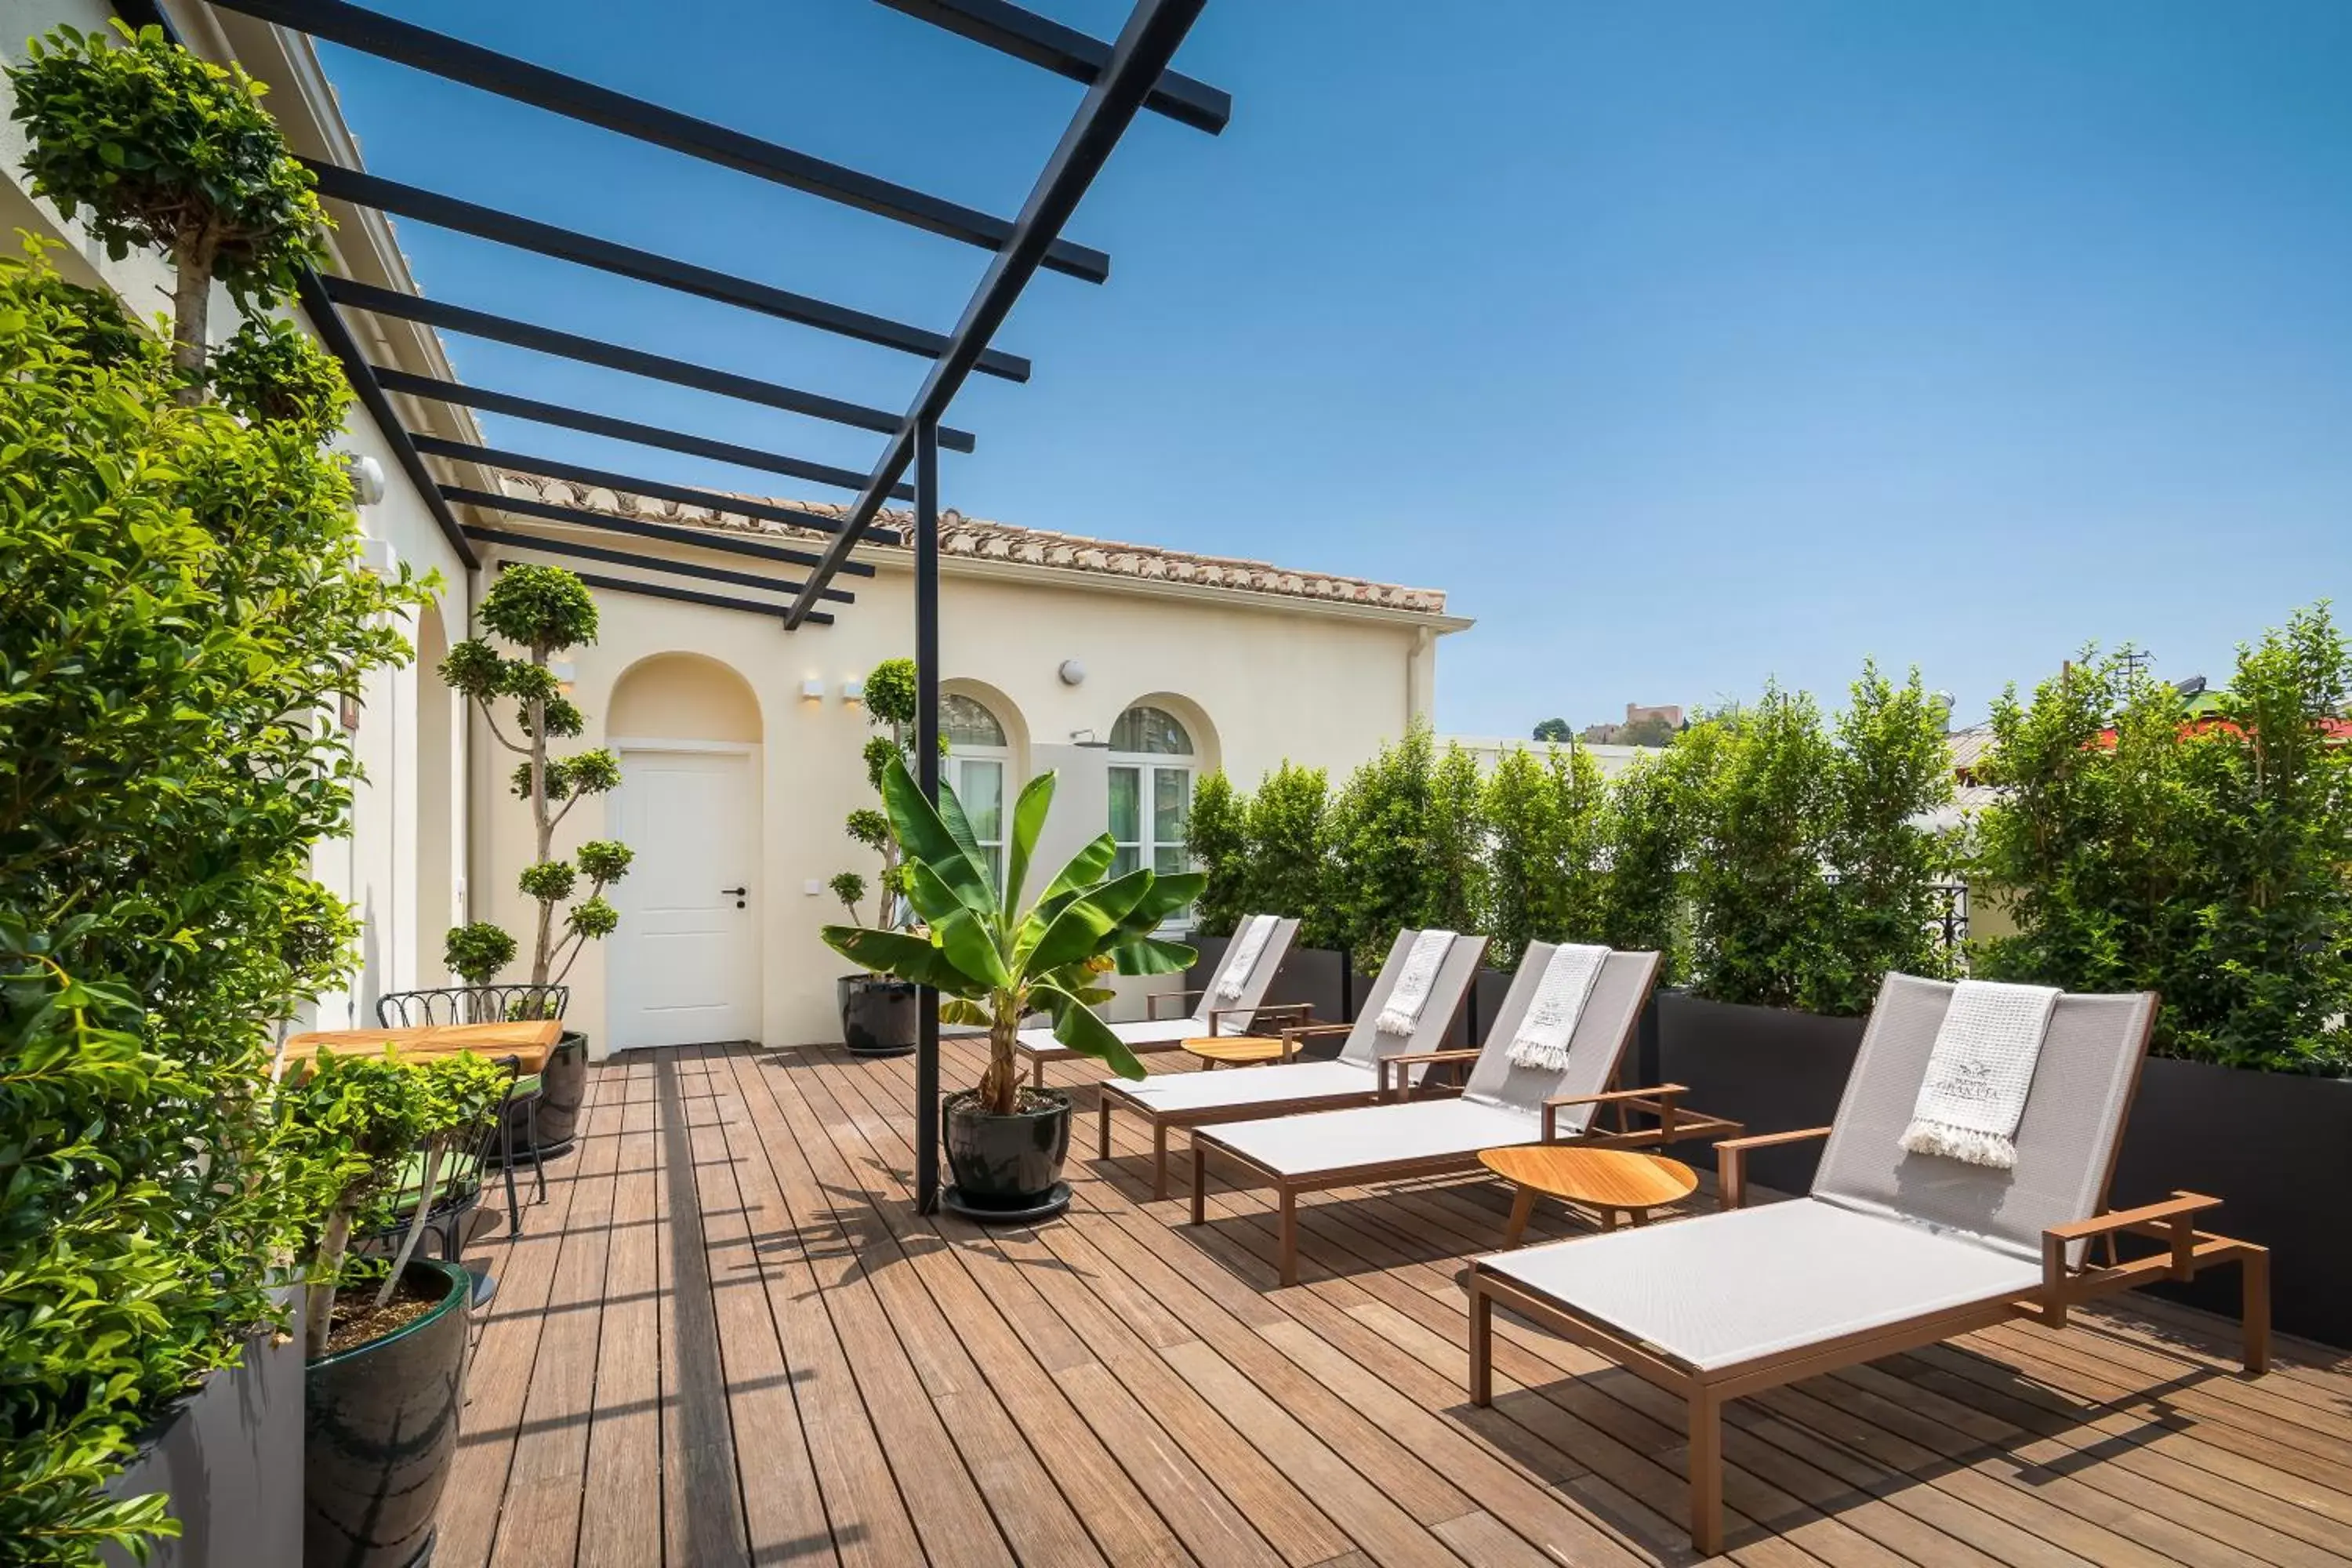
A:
[1181,1035,1290,1069]
[1479,1144,1698,1246]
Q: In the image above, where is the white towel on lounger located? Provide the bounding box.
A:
[1375,930,1456,1037]
[1900,978,2060,1170]
[1506,942,1610,1071]
[1215,915,1275,1002]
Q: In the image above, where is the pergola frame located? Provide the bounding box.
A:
[116,0,1227,1213]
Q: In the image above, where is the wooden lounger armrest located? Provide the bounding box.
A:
[1377,1047,1483,1098]
[1715,1125,1832,1210]
[1207,1001,1313,1036]
[2042,1191,2223,1290]
[1542,1083,1686,1143]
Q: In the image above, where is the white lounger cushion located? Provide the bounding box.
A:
[1476,1197,2042,1372]
[1208,1097,1541,1177]
[1115,1059,1381,1114]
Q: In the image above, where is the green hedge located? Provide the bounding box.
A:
[1969,607,2352,1074]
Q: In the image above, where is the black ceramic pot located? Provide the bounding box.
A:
[303,1258,470,1568]
[942,1087,1072,1208]
[840,975,916,1056]
[518,1030,590,1152]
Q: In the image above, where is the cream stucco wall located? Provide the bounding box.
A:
[471,544,1464,1053]
[2,0,478,1028]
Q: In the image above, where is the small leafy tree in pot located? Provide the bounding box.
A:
[824,758,1202,1133]
[9,21,330,401]
[834,656,923,930]
[438,564,633,993]
[278,1050,510,1358]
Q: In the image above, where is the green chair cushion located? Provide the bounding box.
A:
[390,1146,485,1211]
[513,1073,543,1098]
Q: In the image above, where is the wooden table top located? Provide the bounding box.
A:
[278,1019,564,1075]
[1479,1143,1697,1212]
[1181,1035,1291,1066]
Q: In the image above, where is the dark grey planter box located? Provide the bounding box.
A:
[1653,992,1867,1192]
[102,1294,306,1568]
[2110,1058,2352,1348]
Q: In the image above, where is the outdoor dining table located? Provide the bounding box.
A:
[275,1018,564,1076]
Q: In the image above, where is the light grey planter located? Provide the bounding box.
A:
[102,1293,306,1568]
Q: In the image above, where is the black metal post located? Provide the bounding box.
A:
[914,415,942,1214]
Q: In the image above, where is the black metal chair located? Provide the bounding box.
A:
[358,1055,531,1264]
[376,985,568,1207]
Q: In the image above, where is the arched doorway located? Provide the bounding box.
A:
[604,653,764,1051]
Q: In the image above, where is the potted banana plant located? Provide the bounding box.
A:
[823,757,1203,1220]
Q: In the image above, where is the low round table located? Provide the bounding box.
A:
[1479,1145,1698,1247]
[1181,1034,1290,1069]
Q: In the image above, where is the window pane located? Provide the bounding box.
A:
[1108,766,1141,842]
[1152,767,1189,847]
[1154,845,1187,876]
[939,693,1005,749]
[1112,846,1142,878]
[960,760,1004,847]
[1109,704,1192,755]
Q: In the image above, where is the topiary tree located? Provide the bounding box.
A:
[1181,769,1249,937]
[9,21,330,401]
[443,923,517,988]
[438,565,632,990]
[831,658,925,932]
[0,233,426,1562]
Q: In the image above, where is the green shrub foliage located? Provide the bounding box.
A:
[1182,771,1248,938]
[1682,670,1954,1014]
[0,245,426,1562]
[1323,723,1439,965]
[832,658,927,934]
[1971,608,2352,1073]
[1247,764,1336,949]
[1483,743,1611,967]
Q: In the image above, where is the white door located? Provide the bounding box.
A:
[608,748,758,1050]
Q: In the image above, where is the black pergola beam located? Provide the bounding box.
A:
[444,484,866,583]
[876,0,1229,136]
[786,0,1209,627]
[374,368,913,499]
[324,276,978,452]
[219,0,1110,282]
[289,271,478,568]
[463,524,847,604]
[304,162,1030,384]
[409,436,898,548]
[500,561,833,627]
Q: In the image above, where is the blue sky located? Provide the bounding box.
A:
[320,1,2352,736]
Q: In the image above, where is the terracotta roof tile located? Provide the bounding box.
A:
[488,470,1451,615]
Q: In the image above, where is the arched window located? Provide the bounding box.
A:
[1107,705,1196,902]
[942,694,1011,885]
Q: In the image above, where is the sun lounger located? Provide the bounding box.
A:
[1013,914,1302,1087]
[1094,927,1490,1200]
[1462,972,2271,1555]
[1192,946,1733,1284]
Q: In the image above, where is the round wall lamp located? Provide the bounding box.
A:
[1058,659,1086,687]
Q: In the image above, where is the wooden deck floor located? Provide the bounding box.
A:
[438,1040,2352,1568]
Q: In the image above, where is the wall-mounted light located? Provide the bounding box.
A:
[341,451,388,508]
[841,677,866,704]
[1069,727,1101,746]
[1058,658,1086,687]
[358,535,397,577]
[800,677,826,701]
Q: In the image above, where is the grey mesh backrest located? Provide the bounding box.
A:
[1194,916,1301,1033]
[1811,972,2156,1265]
[1463,947,1661,1128]
[1336,929,1490,1070]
